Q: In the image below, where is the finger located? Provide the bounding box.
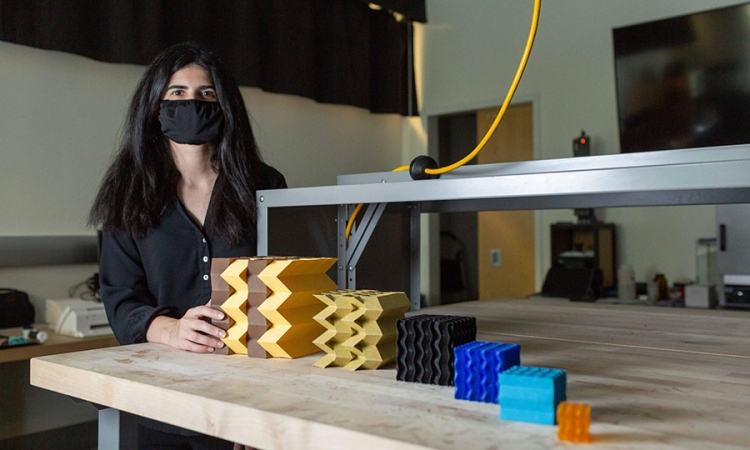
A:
[175,329,224,354]
[185,305,226,322]
[179,339,217,354]
[189,330,226,350]
[184,321,227,347]
[170,325,217,353]
[172,317,224,346]
[189,318,228,340]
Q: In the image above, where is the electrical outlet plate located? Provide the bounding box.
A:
[490,249,502,267]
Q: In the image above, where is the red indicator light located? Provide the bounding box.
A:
[580,138,587,144]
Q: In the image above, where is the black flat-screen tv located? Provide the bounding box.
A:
[613,3,750,153]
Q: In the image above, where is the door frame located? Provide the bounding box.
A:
[424,93,544,303]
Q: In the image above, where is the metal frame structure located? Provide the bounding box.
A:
[257,145,750,310]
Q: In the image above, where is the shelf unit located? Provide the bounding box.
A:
[550,222,616,289]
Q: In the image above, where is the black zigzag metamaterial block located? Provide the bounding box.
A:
[396,315,476,386]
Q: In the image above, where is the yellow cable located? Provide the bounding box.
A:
[347,0,542,241]
[426,0,541,175]
[345,203,364,242]
[346,166,407,242]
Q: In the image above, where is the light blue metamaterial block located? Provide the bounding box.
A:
[498,365,567,425]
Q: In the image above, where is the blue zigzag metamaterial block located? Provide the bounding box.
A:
[396,315,476,386]
[454,341,520,404]
[499,365,567,425]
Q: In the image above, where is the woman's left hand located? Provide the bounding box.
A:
[146,302,227,353]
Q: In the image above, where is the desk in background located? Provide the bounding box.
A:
[0,327,118,365]
[30,300,750,449]
[0,327,118,448]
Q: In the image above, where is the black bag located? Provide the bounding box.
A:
[0,288,35,328]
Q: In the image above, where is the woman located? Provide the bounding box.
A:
[89,42,285,449]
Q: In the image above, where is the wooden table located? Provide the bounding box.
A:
[0,327,118,364]
[30,300,750,449]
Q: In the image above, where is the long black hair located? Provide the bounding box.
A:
[89,42,263,245]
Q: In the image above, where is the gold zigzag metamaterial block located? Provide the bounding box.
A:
[219,258,249,354]
[211,257,274,356]
[313,290,410,370]
[312,292,356,368]
[257,257,338,358]
[212,256,338,358]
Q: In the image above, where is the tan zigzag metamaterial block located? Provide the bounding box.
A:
[256,257,338,358]
[244,258,285,359]
[209,258,234,355]
[312,290,410,370]
[219,258,249,354]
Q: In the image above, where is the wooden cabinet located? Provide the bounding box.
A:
[550,223,616,290]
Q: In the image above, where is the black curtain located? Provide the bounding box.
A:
[354,0,426,22]
[0,0,422,115]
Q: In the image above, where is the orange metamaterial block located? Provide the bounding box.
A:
[557,401,592,443]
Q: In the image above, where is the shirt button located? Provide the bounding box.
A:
[203,256,209,263]
[203,274,209,281]
[202,238,207,243]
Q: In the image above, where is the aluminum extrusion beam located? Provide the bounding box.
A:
[336,145,750,185]
[257,148,750,211]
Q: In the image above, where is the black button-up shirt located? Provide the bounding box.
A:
[100,163,286,345]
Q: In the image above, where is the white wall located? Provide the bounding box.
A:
[410,0,748,286]
[0,41,403,237]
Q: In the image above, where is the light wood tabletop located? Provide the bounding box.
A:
[30,299,750,449]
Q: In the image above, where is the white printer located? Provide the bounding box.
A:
[46,298,113,338]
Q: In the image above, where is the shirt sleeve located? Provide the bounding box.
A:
[99,231,173,344]
[255,162,288,190]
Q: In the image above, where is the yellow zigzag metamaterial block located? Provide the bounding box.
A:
[312,292,356,368]
[313,290,410,370]
[219,258,249,354]
[256,257,338,358]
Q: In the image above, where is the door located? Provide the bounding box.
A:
[477,103,535,299]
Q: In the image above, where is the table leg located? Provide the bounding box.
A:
[98,408,137,450]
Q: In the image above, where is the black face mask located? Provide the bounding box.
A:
[159,100,224,145]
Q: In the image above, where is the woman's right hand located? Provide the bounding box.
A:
[146,303,227,353]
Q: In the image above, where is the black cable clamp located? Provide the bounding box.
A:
[409,155,439,180]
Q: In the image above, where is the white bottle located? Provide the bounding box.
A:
[618,264,636,300]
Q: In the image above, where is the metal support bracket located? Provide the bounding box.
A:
[335,202,421,310]
[337,202,387,291]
